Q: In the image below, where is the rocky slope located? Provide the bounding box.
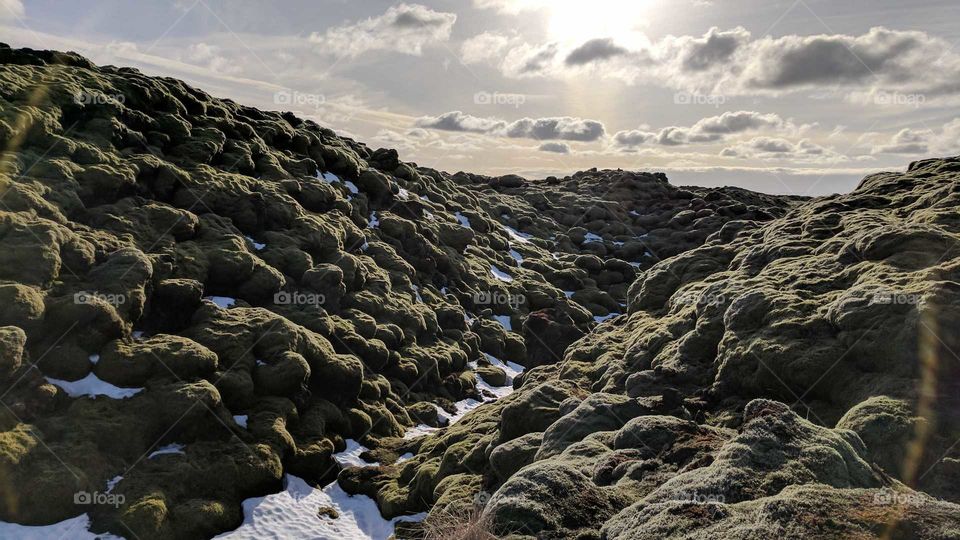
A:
[0,43,957,539]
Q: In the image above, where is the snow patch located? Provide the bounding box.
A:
[88,354,100,364]
[0,514,123,540]
[246,236,266,251]
[234,415,249,428]
[106,475,122,494]
[502,224,531,243]
[594,313,621,323]
[148,443,185,459]
[493,315,512,332]
[334,439,379,468]
[45,373,143,400]
[368,211,380,228]
[215,475,426,540]
[205,296,236,309]
[454,212,472,229]
[490,265,513,282]
[583,232,603,244]
[509,249,524,263]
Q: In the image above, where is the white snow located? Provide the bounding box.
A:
[0,514,124,540]
[483,353,524,382]
[403,424,439,440]
[45,373,143,400]
[509,249,524,263]
[105,475,123,493]
[368,211,380,229]
[320,171,340,183]
[215,475,426,540]
[502,224,531,243]
[583,232,604,244]
[205,296,236,309]
[564,290,575,298]
[319,171,359,197]
[246,236,266,251]
[493,315,512,332]
[594,313,621,323]
[397,187,411,199]
[397,452,414,463]
[454,212,472,229]
[148,443,185,459]
[132,330,145,340]
[490,265,513,282]
[334,439,379,468]
[412,285,423,303]
[88,354,100,364]
[234,415,249,428]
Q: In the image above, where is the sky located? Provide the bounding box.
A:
[2,0,959,195]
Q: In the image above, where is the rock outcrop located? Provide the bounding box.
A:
[0,42,958,539]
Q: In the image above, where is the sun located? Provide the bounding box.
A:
[546,0,653,46]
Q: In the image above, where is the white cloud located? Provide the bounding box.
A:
[460,32,513,64]
[309,3,456,58]
[181,43,240,75]
[720,137,842,162]
[613,111,809,148]
[415,111,606,141]
[871,119,960,155]
[471,0,550,14]
[0,0,24,19]
[477,26,960,98]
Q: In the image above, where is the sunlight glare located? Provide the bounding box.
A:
[546,0,652,45]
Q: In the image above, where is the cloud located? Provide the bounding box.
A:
[309,3,456,58]
[538,142,571,154]
[720,137,840,162]
[461,32,513,64]
[180,43,241,75]
[613,111,806,148]
[415,111,606,141]
[474,26,960,98]
[471,0,550,14]
[501,42,559,77]
[0,0,23,19]
[871,119,960,155]
[565,38,628,66]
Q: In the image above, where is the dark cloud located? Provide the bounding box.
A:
[416,112,606,142]
[613,111,794,148]
[681,27,748,71]
[538,142,571,154]
[565,38,628,66]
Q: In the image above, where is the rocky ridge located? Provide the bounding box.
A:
[0,43,957,539]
